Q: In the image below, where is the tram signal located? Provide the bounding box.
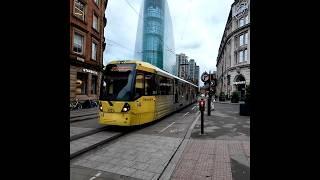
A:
[199,99,205,111]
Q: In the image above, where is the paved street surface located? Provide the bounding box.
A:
[70,107,99,118]
[70,127,95,138]
[70,107,104,138]
[70,104,199,180]
[70,101,250,180]
[170,102,250,180]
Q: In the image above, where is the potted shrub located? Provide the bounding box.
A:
[240,85,250,116]
[219,92,226,101]
[231,91,240,103]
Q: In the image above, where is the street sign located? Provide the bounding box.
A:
[201,72,209,82]
[211,80,215,87]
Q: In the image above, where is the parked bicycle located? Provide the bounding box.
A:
[70,99,82,110]
[82,99,98,109]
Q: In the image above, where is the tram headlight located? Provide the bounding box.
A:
[121,103,130,112]
[99,101,103,112]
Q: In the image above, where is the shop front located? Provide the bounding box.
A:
[70,65,101,102]
[233,74,246,101]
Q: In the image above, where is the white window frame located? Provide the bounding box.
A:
[91,41,97,60]
[93,13,99,31]
[73,32,84,55]
[74,0,85,21]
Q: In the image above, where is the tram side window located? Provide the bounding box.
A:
[135,73,144,98]
[174,79,179,103]
[168,78,173,95]
[145,73,156,95]
[159,76,173,95]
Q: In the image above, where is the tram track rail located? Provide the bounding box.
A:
[70,126,139,160]
[70,113,98,123]
[70,126,109,141]
[70,131,128,160]
[70,103,198,161]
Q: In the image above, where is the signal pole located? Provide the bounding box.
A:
[208,71,212,116]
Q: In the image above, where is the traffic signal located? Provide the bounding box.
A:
[211,79,217,88]
[199,99,205,111]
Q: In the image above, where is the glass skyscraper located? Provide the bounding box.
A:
[134,0,175,74]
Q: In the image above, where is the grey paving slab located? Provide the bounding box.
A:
[70,131,121,155]
[70,127,94,137]
[71,133,183,179]
[131,170,157,180]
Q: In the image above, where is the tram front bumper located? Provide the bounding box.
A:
[99,112,131,126]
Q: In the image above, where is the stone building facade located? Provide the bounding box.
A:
[216,0,250,100]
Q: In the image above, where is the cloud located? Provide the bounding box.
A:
[103,0,234,86]
[180,41,202,50]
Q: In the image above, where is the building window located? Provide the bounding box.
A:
[91,75,97,94]
[244,49,248,61]
[73,32,84,54]
[238,49,248,63]
[239,32,248,47]
[239,18,244,27]
[245,33,248,45]
[91,41,97,60]
[94,0,99,6]
[245,15,249,24]
[239,51,243,63]
[77,72,88,95]
[74,0,85,21]
[93,13,99,31]
[239,34,244,46]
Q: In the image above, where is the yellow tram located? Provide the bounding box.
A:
[99,60,198,126]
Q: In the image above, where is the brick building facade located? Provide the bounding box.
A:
[70,0,108,101]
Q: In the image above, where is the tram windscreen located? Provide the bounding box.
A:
[100,63,136,101]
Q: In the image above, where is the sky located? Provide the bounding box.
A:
[103,0,234,86]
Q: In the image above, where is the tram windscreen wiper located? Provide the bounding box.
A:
[107,100,113,106]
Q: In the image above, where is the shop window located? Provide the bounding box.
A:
[91,75,97,94]
[77,72,88,95]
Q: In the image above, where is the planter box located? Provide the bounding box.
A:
[240,103,250,116]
